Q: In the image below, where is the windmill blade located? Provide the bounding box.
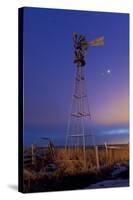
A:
[88,36,104,46]
[78,34,85,42]
[74,50,78,57]
[73,32,78,44]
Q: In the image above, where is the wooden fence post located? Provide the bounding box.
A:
[104,142,108,166]
[95,145,100,170]
[31,144,36,165]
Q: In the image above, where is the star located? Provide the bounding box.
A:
[100,68,112,77]
[107,69,111,74]
[101,69,111,76]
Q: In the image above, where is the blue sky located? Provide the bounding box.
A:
[23,7,129,145]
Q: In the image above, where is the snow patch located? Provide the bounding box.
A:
[86,179,129,189]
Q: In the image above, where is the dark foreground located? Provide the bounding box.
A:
[23,161,129,193]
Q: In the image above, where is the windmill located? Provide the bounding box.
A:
[65,33,104,167]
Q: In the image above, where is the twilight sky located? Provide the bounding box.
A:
[23,7,129,138]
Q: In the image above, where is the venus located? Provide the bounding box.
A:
[107,69,111,74]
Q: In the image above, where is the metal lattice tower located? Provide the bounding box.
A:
[65,33,104,166]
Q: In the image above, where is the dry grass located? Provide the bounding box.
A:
[23,144,129,192]
[55,145,129,175]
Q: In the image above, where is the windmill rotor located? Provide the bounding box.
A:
[73,33,104,66]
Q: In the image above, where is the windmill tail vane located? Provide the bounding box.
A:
[88,36,104,46]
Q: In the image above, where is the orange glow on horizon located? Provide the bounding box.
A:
[94,91,129,126]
